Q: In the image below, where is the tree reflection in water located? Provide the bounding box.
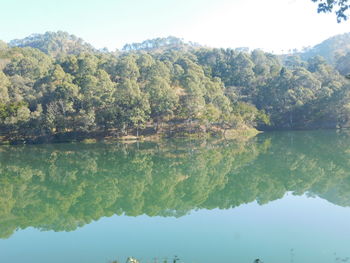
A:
[1,130,350,239]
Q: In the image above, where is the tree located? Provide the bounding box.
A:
[312,0,350,22]
[9,31,96,57]
[37,65,79,133]
[114,79,150,135]
[3,47,52,79]
[144,76,178,130]
[115,55,140,81]
[0,71,10,103]
[1,31,350,141]
[335,52,350,75]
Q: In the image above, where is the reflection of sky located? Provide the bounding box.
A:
[1,195,350,263]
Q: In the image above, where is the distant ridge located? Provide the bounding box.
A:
[6,31,350,62]
[122,36,201,52]
[9,31,96,57]
[299,32,350,64]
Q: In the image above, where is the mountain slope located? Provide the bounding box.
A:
[9,31,96,57]
[299,32,350,64]
[122,36,201,52]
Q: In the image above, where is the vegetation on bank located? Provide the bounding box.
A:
[110,256,180,263]
[1,32,350,143]
[109,257,263,263]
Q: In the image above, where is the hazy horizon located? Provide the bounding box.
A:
[1,0,350,53]
[4,30,350,55]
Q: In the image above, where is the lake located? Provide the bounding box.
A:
[1,130,350,263]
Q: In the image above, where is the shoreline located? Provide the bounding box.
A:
[0,128,261,145]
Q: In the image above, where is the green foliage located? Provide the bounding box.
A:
[335,51,350,75]
[299,32,350,64]
[145,76,179,125]
[9,31,96,57]
[0,32,350,142]
[114,79,150,133]
[3,47,53,79]
[311,0,350,22]
[122,36,199,52]
[0,71,10,103]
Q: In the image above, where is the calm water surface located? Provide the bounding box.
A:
[1,130,350,263]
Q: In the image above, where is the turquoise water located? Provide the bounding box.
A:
[1,130,350,263]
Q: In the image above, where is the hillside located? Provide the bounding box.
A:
[9,31,96,57]
[122,36,201,52]
[299,32,350,64]
[0,31,350,143]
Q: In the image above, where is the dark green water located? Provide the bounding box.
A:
[1,130,350,263]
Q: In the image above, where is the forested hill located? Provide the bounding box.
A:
[299,32,350,64]
[122,36,201,52]
[0,31,350,143]
[8,31,97,57]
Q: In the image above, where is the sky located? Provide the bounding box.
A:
[1,0,350,53]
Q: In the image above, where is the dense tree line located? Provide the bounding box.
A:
[1,130,350,238]
[0,32,350,142]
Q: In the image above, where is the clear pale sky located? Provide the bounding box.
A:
[1,0,350,53]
